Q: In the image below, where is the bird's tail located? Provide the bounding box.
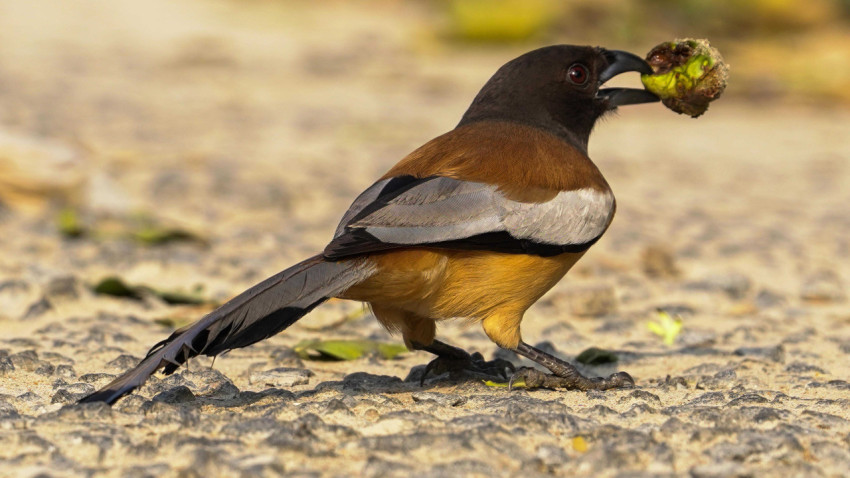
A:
[79,254,376,405]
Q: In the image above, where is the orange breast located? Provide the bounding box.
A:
[339,248,584,347]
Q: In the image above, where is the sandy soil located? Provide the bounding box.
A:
[1,1,849,477]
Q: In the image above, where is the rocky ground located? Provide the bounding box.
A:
[1,1,849,477]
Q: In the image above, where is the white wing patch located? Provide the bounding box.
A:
[501,188,615,245]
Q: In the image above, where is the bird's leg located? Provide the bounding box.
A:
[509,341,634,391]
[413,339,515,386]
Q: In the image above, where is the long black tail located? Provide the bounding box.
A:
[79,254,375,405]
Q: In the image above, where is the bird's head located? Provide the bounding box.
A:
[459,45,659,152]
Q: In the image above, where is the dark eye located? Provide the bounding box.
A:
[567,64,589,85]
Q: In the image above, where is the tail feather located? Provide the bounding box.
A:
[79,254,375,405]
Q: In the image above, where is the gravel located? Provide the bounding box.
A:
[1,2,849,477]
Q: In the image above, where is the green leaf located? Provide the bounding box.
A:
[92,277,143,300]
[575,347,619,365]
[150,288,207,305]
[130,226,205,246]
[376,343,409,360]
[483,379,526,388]
[293,339,408,361]
[57,208,86,238]
[646,311,683,346]
[92,277,210,305]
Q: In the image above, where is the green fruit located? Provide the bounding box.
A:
[641,39,729,118]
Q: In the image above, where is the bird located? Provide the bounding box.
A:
[80,45,659,405]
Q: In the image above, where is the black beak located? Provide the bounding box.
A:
[596,49,659,107]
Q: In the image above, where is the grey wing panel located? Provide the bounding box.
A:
[351,178,503,244]
[331,175,615,252]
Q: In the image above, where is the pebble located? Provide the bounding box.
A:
[801,270,846,303]
[410,392,466,407]
[684,273,752,300]
[9,350,40,371]
[249,367,313,388]
[734,344,785,363]
[785,362,828,374]
[641,244,680,278]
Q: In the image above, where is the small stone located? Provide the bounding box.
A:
[54,365,77,380]
[221,417,283,437]
[51,389,77,404]
[641,244,679,278]
[41,351,74,365]
[754,289,786,309]
[751,407,784,423]
[80,372,117,384]
[411,392,467,407]
[623,390,662,406]
[106,354,140,372]
[725,393,769,407]
[23,297,52,318]
[734,344,785,363]
[658,375,688,390]
[44,275,81,301]
[0,355,13,376]
[34,361,56,376]
[51,383,95,404]
[9,350,39,371]
[785,362,827,374]
[782,327,816,344]
[0,400,19,419]
[181,369,239,399]
[660,417,689,434]
[685,273,751,300]
[689,392,726,405]
[249,368,312,388]
[583,404,617,417]
[807,380,850,391]
[800,410,848,429]
[16,391,42,406]
[318,398,349,415]
[140,400,199,427]
[621,403,658,417]
[0,279,38,319]
[801,270,846,303]
[536,444,570,468]
[113,394,147,415]
[696,369,737,390]
[339,372,403,392]
[153,385,196,404]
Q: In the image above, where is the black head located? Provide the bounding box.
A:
[458,45,658,153]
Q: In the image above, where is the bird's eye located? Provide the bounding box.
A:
[567,64,589,85]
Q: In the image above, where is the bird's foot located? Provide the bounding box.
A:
[508,366,634,391]
[420,351,515,386]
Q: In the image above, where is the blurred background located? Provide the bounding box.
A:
[0,0,848,320]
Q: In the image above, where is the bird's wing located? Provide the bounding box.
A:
[324,175,614,259]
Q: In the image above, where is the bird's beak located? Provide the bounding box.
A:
[596,49,660,107]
